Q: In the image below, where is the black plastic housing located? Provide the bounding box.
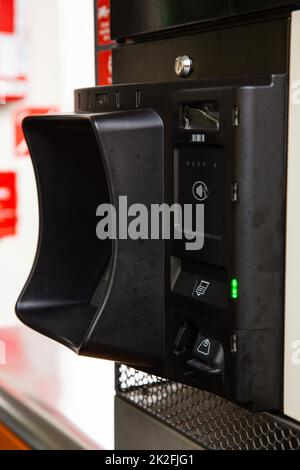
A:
[17,111,164,367]
[17,75,287,411]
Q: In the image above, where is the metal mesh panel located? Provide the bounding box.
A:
[117,365,300,450]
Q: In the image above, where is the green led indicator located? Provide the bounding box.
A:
[231,279,239,299]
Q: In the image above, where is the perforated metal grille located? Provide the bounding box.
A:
[117,365,300,450]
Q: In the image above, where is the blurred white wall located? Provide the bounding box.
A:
[57,0,95,110]
[0,0,114,450]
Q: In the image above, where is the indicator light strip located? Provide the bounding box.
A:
[231,279,239,299]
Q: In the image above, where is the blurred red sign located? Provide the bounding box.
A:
[98,50,112,85]
[14,107,58,157]
[0,0,26,102]
[0,172,17,238]
[97,0,112,45]
[0,0,15,34]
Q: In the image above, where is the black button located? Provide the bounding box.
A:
[195,337,211,357]
[172,271,227,309]
[192,334,224,371]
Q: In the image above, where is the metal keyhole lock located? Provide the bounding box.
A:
[175,55,193,78]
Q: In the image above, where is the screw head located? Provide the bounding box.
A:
[175,55,193,78]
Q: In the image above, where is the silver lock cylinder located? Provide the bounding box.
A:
[175,55,193,78]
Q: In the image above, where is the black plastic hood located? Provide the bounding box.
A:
[16,110,164,368]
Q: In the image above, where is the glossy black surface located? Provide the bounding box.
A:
[112,19,288,84]
[111,0,299,39]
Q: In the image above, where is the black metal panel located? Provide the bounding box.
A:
[110,0,298,40]
[112,19,288,84]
